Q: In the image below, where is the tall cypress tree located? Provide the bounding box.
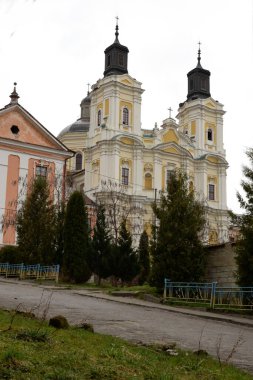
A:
[63,191,91,283]
[17,176,56,264]
[91,204,112,284]
[231,148,253,286]
[150,170,206,289]
[138,230,150,285]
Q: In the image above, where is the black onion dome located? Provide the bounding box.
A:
[187,46,211,101]
[104,23,129,77]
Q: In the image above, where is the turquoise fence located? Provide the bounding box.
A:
[0,263,60,282]
[164,279,253,311]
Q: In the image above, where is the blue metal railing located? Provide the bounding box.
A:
[0,262,60,282]
[164,279,253,310]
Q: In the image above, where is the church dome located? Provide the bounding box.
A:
[58,90,91,139]
[58,118,89,138]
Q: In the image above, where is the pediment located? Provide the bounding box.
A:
[162,129,179,144]
[163,146,180,154]
[204,99,217,109]
[201,153,228,166]
[155,142,193,158]
[120,137,134,145]
[0,105,68,151]
[207,156,219,163]
[121,79,133,86]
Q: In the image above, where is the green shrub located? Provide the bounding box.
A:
[0,245,22,264]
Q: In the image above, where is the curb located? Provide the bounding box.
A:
[73,290,253,329]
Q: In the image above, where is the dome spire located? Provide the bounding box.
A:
[197,41,202,68]
[114,16,119,43]
[9,82,19,104]
[86,82,90,95]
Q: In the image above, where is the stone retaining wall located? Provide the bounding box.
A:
[205,243,237,287]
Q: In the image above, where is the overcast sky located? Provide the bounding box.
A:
[0,0,252,212]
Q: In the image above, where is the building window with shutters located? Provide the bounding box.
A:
[75,153,82,171]
[122,167,129,186]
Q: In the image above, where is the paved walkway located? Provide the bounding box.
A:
[0,278,253,374]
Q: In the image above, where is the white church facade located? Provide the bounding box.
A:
[58,24,229,246]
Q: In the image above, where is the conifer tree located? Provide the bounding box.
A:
[90,204,112,284]
[111,219,139,284]
[63,191,91,283]
[150,170,206,289]
[138,230,150,284]
[54,201,66,267]
[231,148,253,286]
[17,176,56,264]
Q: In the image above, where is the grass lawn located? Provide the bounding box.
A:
[0,309,252,379]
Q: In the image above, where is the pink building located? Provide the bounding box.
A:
[0,84,73,246]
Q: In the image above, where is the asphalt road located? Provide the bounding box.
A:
[0,280,253,374]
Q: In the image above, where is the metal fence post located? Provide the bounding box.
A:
[163,278,167,300]
[210,282,217,309]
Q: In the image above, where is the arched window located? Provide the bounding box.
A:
[97,109,102,126]
[189,181,194,193]
[207,128,213,141]
[122,107,129,125]
[75,153,82,171]
[144,173,152,190]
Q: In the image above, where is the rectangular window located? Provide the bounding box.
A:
[166,169,174,185]
[35,165,47,178]
[209,184,215,201]
[122,167,129,185]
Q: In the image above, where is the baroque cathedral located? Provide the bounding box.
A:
[58,23,229,246]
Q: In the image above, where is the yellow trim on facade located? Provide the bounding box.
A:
[97,102,103,111]
[104,99,109,116]
[191,121,196,136]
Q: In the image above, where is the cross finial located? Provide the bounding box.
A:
[87,82,90,95]
[114,16,119,42]
[168,107,173,118]
[197,41,202,67]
